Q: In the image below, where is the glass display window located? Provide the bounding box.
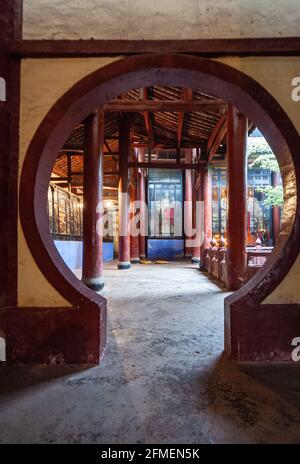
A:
[212,167,273,243]
[212,168,227,235]
[247,169,272,243]
[48,183,83,240]
[148,169,183,238]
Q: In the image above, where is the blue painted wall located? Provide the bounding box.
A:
[147,239,184,260]
[54,240,114,270]
[103,242,114,262]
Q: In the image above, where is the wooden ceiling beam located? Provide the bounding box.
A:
[207,114,228,162]
[50,182,119,189]
[131,143,207,150]
[60,149,119,155]
[10,38,300,58]
[177,88,193,148]
[104,140,112,153]
[128,161,205,169]
[142,88,155,151]
[51,171,119,180]
[144,112,154,145]
[103,99,226,112]
[177,115,184,149]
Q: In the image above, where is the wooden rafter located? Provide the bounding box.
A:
[177,112,184,148]
[177,88,184,149]
[63,87,228,152]
[60,86,239,166]
[207,114,228,162]
[177,88,193,148]
[104,140,112,153]
[141,88,155,152]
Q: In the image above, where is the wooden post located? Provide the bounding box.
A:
[130,175,140,263]
[138,148,147,259]
[81,109,105,291]
[226,105,248,290]
[0,0,22,307]
[118,115,131,269]
[272,171,281,243]
[200,166,212,268]
[184,149,193,258]
[191,168,201,264]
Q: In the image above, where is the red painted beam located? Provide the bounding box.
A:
[8,38,300,57]
[104,98,226,112]
[207,114,227,161]
[128,161,205,169]
[142,88,155,150]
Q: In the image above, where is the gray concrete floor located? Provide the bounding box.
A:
[1,261,300,443]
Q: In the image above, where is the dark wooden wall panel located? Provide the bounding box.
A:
[0,1,22,306]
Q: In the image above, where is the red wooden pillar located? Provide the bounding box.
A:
[118,115,131,269]
[200,166,212,268]
[138,148,147,259]
[0,1,22,307]
[184,149,193,258]
[82,109,105,291]
[226,105,248,290]
[272,171,281,243]
[191,168,201,264]
[130,175,140,263]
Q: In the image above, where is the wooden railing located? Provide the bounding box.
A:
[202,246,273,287]
[246,247,273,279]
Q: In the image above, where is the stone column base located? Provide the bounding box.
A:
[81,276,105,291]
[118,261,131,270]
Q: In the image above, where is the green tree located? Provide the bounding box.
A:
[256,185,283,208]
[247,137,279,172]
[248,137,283,207]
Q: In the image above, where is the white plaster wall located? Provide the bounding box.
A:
[19,55,300,306]
[23,0,300,40]
[19,56,121,306]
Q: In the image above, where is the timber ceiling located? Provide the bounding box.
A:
[52,85,252,195]
[62,86,227,153]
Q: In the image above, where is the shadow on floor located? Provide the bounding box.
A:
[198,354,300,443]
[0,363,91,396]
[1,261,300,443]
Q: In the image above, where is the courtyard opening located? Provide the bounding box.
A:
[48,82,283,368]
